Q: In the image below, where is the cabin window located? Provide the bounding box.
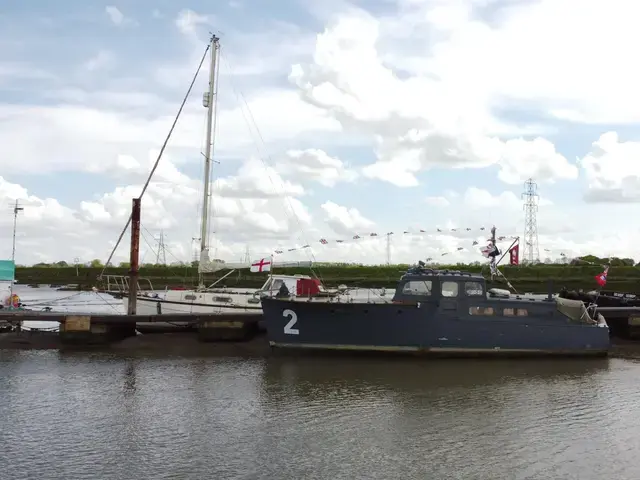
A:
[504,308,528,316]
[402,280,432,296]
[184,294,197,301]
[441,281,459,297]
[270,279,284,291]
[465,281,484,296]
[213,296,232,303]
[469,306,494,315]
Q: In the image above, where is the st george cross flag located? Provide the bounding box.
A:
[509,244,519,266]
[250,258,272,273]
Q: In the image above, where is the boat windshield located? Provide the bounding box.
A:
[402,280,432,296]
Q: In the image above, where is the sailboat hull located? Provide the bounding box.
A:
[121,290,262,332]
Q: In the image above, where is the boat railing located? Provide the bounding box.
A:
[101,275,155,294]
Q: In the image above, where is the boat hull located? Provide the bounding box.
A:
[121,294,262,332]
[261,299,610,357]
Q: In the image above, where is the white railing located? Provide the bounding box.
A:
[101,275,155,294]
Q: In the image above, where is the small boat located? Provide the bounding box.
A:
[0,260,22,312]
[559,288,640,307]
[261,263,610,357]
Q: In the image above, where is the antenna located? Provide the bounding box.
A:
[10,200,24,263]
[386,232,392,266]
[522,178,540,264]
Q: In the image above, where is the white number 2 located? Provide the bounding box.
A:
[283,309,299,335]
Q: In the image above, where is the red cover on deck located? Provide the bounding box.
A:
[296,278,321,296]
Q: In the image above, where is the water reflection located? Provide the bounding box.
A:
[123,361,137,395]
[264,356,611,392]
[1,350,640,479]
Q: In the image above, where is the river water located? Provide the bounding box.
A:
[2,287,640,479]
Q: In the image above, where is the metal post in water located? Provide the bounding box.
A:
[127,198,141,315]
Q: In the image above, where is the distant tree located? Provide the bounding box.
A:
[580,254,601,264]
[118,262,130,268]
[610,257,635,267]
[55,260,68,267]
[191,260,199,268]
[89,259,103,268]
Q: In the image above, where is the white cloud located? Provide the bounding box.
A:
[105,6,124,25]
[320,201,376,235]
[424,196,450,207]
[105,6,135,27]
[275,149,358,187]
[175,9,213,38]
[579,132,640,202]
[463,187,521,210]
[84,50,115,72]
[214,158,305,198]
[289,5,580,187]
[0,85,341,176]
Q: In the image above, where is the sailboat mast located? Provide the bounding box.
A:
[199,35,220,265]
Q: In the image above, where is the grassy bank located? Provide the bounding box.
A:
[15,263,639,293]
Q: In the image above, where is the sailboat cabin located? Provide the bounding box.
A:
[261,274,324,297]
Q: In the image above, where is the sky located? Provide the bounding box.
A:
[1,0,640,267]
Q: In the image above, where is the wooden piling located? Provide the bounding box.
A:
[127,198,141,315]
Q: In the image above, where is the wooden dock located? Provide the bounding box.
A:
[0,311,263,346]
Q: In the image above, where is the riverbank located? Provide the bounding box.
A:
[14,263,640,293]
[1,331,639,360]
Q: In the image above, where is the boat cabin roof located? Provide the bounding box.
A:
[395,267,489,303]
[394,267,556,305]
[400,267,484,283]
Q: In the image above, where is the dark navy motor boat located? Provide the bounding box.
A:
[261,264,610,357]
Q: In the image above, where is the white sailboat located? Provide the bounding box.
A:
[120,35,314,323]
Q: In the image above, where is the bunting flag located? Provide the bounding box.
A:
[271,226,518,258]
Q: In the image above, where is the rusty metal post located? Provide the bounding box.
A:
[127,198,141,315]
